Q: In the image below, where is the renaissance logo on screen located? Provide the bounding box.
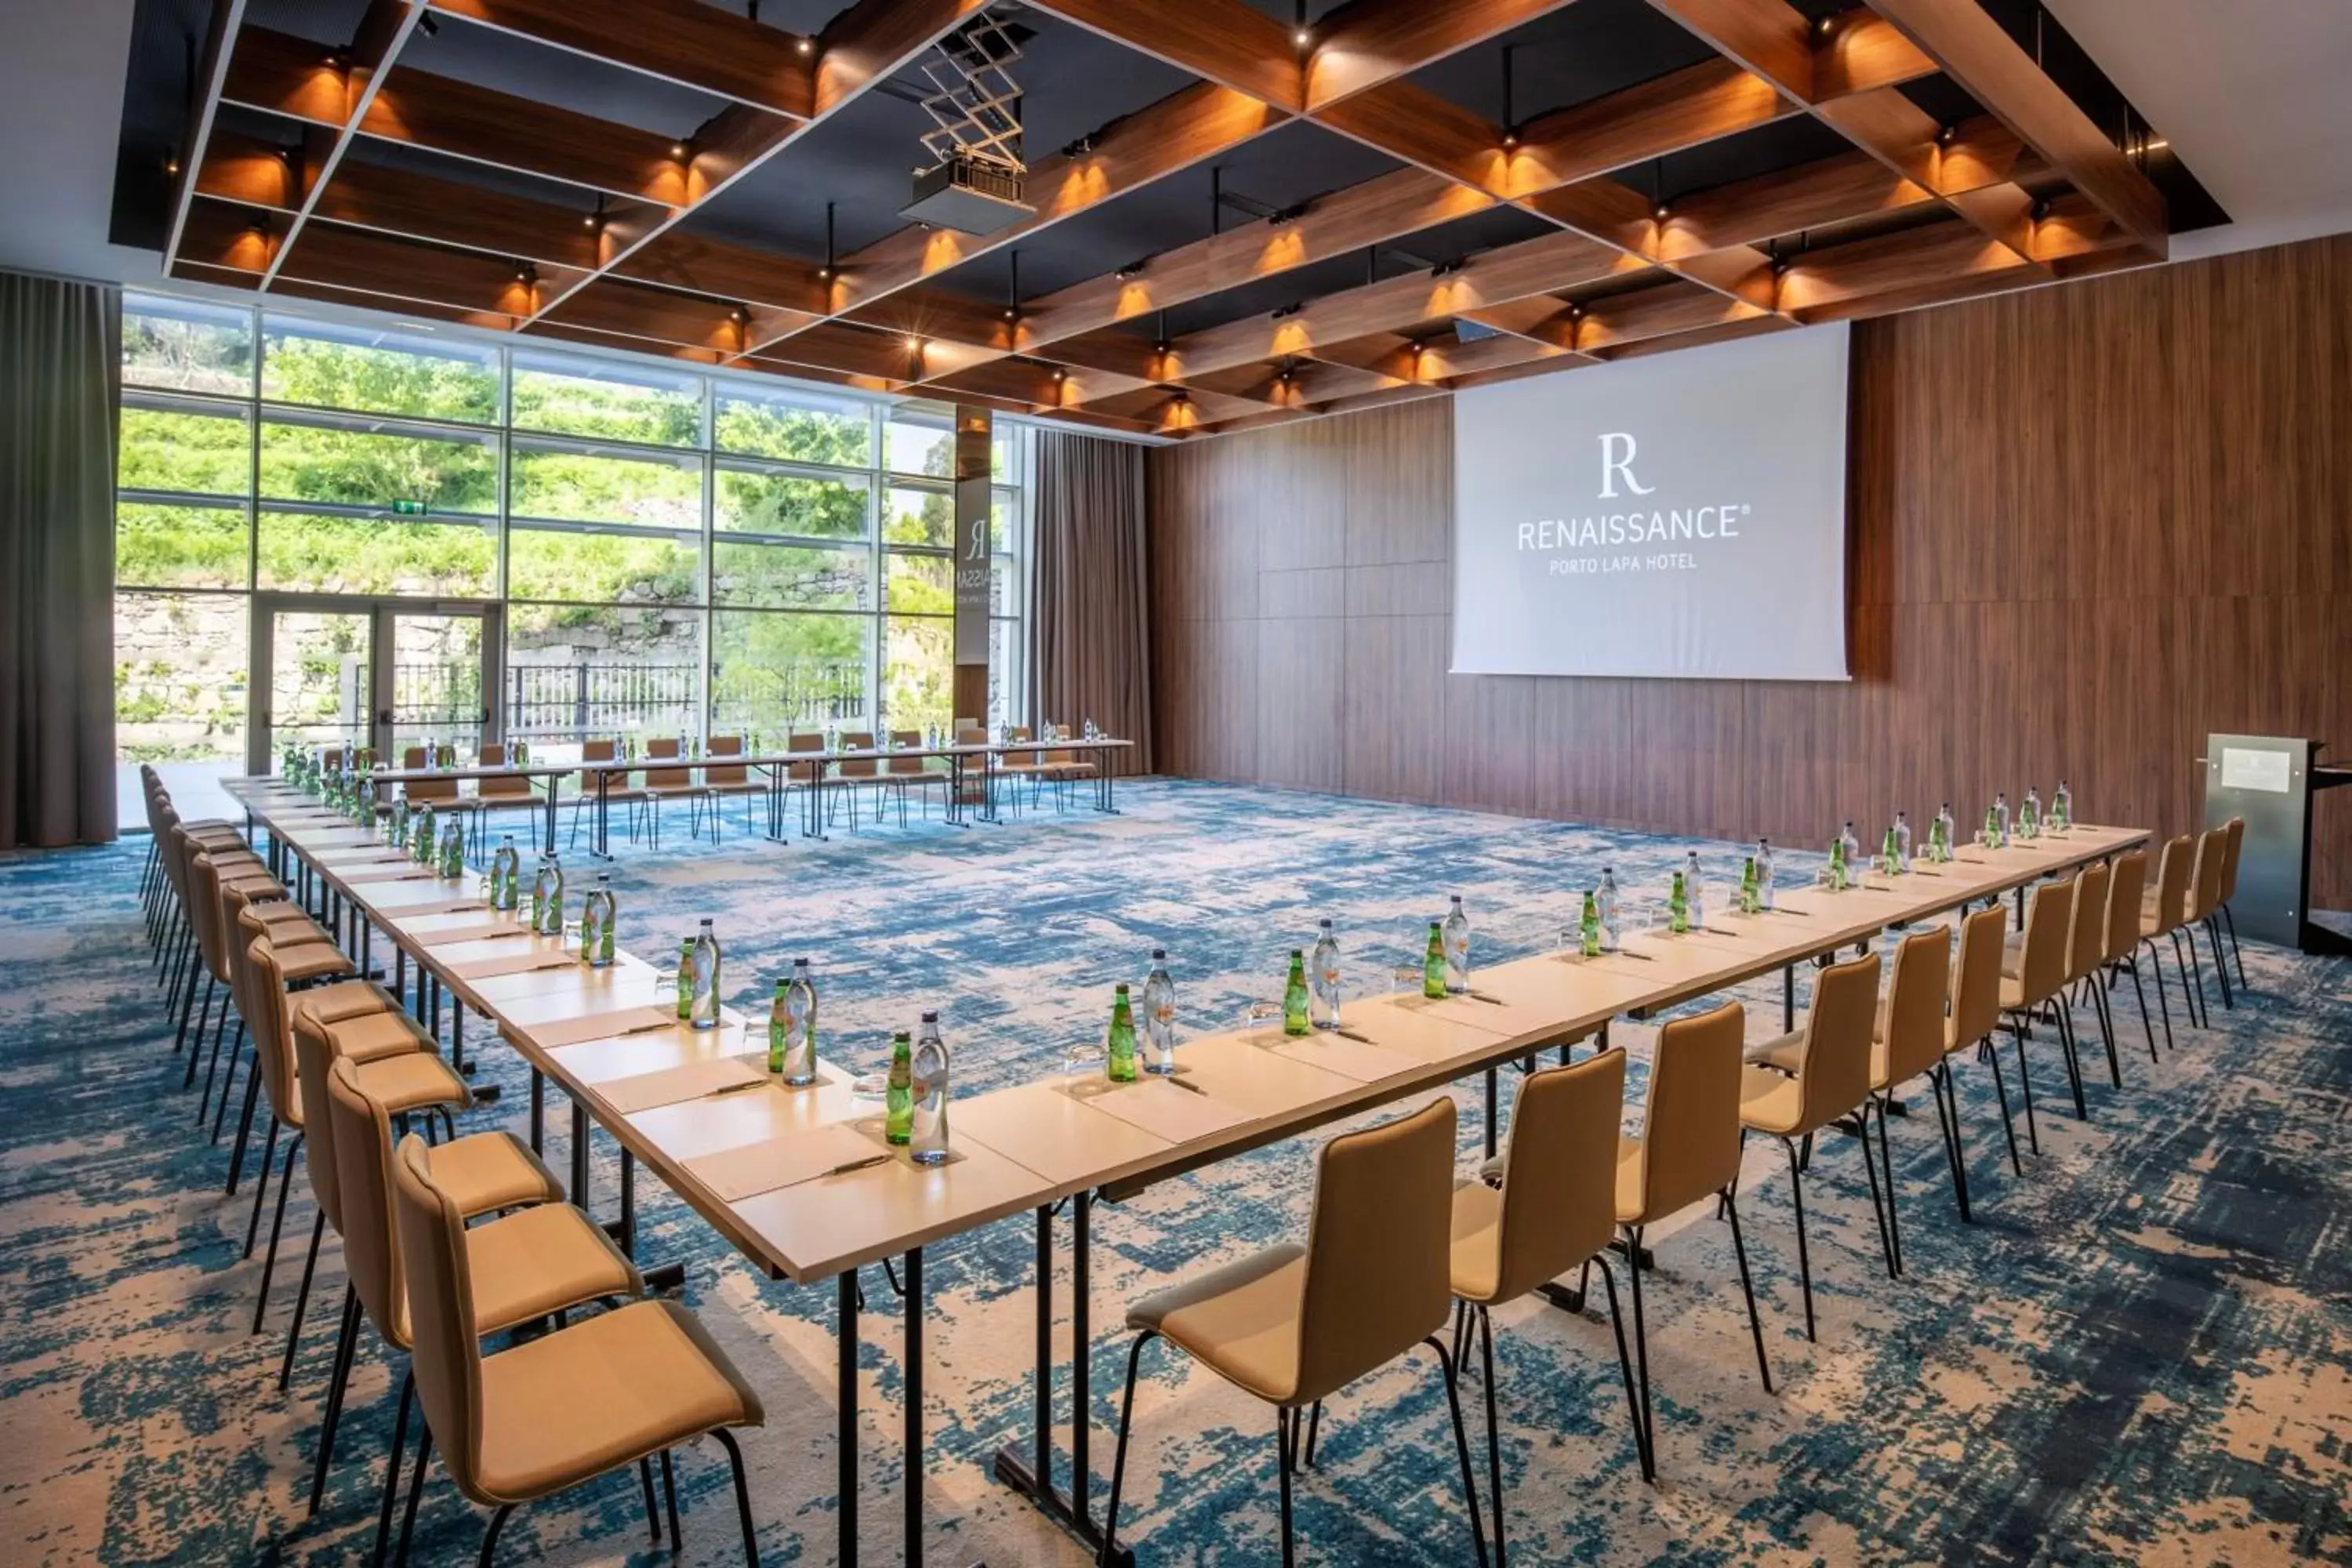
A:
[1450,322,1851,682]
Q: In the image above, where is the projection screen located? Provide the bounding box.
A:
[1450,321,1851,681]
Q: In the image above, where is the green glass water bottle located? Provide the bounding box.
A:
[1422,922,1446,999]
[1829,834,1849,891]
[1107,984,1140,1080]
[1882,826,1900,877]
[1668,871,1690,934]
[767,978,789,1074]
[1740,856,1759,915]
[1282,952,1310,1037]
[885,1031,913,1145]
[675,937,695,1020]
[1580,891,1602,957]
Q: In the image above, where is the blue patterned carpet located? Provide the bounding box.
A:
[3,779,2350,1566]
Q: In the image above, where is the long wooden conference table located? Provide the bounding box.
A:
[224,773,2144,1567]
[366,736,1136,858]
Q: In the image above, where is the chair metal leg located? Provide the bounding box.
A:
[1932,1065,1973,1222]
[211,1022,249,1142]
[394,1423,433,1566]
[1426,1335,1491,1568]
[1780,1136,1817,1341]
[2053,999,2089,1120]
[2005,1026,2041,1153]
[712,1427,762,1567]
[2205,918,2234,1010]
[373,1369,415,1568]
[1476,1305,1504,1567]
[1275,1406,1297,1568]
[279,1210,325,1392]
[2122,960,2159,1063]
[245,1120,279,1257]
[1588,1253,1654,1482]
[1097,1330,1156,1568]
[476,1502,514,1566]
[1855,1103,1899,1280]
[310,1285,361,1517]
[2170,929,2205,1029]
[1719,1200,1772,1396]
[2222,903,2248,990]
[254,1133,303,1334]
[658,1448,683,1549]
[226,1047,263,1196]
[1978,1037,2024,1177]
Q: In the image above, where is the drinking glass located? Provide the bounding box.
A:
[1391,964,1424,996]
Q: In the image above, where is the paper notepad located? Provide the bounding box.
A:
[1268,1034,1423,1083]
[338,864,437,884]
[1064,1076,1253,1144]
[684,1121,888,1202]
[451,946,579,981]
[596,1052,768,1115]
[525,1005,677,1050]
[407,920,532,947]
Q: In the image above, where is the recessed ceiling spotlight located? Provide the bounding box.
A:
[514,261,536,284]
[1936,123,1958,147]
[1502,129,1519,149]
[1815,14,1834,34]
[163,154,180,175]
[1062,133,1097,158]
[905,334,924,352]
[671,140,691,160]
[1431,259,1463,278]
[797,35,813,55]
[1052,367,1066,380]
[1116,259,1146,279]
[1653,201,1671,222]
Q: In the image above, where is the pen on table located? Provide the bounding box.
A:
[826,1153,891,1177]
[711,1077,768,1096]
[1161,1074,1209,1095]
[1465,990,1506,1006]
[1334,1028,1377,1044]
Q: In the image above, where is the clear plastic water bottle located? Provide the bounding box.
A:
[1994,793,2012,847]
[1839,820,1861,869]
[2054,779,2072,830]
[1309,919,1342,1032]
[532,854,564,935]
[689,918,722,1031]
[1755,840,1775,910]
[1936,804,1955,860]
[1598,867,1623,950]
[579,873,616,967]
[1682,851,1706,927]
[439,815,465,879]
[1141,950,1177,1075]
[909,1011,951,1165]
[413,802,437,865]
[490,835,521,910]
[1895,812,1913,873]
[780,959,818,1086]
[1442,895,1471,993]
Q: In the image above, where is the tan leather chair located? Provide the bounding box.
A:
[2097,851,2163,1063]
[1099,1099,1489,1568]
[1999,877,2082,1138]
[2138,833,2198,1033]
[699,734,768,838]
[155,804,251,1029]
[327,1064,646,1554]
[2183,826,2232,1020]
[388,1132,763,1565]
[828,730,880,828]
[472,742,538,843]
[274,996,564,1402]
[567,739,647,849]
[637,735,716,848]
[1871,924,1955,1248]
[1603,1000,1774,1476]
[1945,906,2025,1200]
[2216,815,2248,992]
[877,728,938,825]
[996,723,1048,814]
[2057,861,2122,1093]
[241,933,472,1340]
[187,848,337,1127]
[401,746,477,816]
[1453,1050,1646,1515]
[1740,951,1896,1338]
[953,725,992,811]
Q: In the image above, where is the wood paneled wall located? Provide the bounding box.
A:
[1147,234,2352,908]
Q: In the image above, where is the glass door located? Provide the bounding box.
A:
[382,606,497,765]
[251,600,373,771]
[249,596,500,773]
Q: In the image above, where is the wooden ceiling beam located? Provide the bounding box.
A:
[275,220,581,318]
[1312,79,1509,192]
[1643,0,1815,103]
[162,0,252,270]
[1652,149,1937,257]
[1022,0,1303,111]
[1015,166,1494,348]
[1775,216,2032,315]
[193,129,305,212]
[1141,228,1636,385]
[538,276,813,355]
[1305,0,1581,111]
[360,67,694,204]
[1811,9,1938,100]
[422,0,815,118]
[1863,0,2165,252]
[256,2,431,289]
[610,230,830,317]
[177,198,285,276]
[310,157,615,270]
[1506,57,1793,198]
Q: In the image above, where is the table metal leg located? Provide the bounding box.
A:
[1784,964,1796,1032]
[840,1269,860,1568]
[543,777,559,855]
[994,1194,1130,1564]
[571,1102,590,1213]
[530,1067,544,1155]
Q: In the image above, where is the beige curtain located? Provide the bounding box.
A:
[1027,429,1152,774]
[1,271,121,848]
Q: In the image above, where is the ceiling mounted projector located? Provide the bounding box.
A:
[902,14,1036,234]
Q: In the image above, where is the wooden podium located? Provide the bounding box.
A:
[2202,735,2350,955]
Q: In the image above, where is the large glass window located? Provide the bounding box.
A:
[111,294,1034,811]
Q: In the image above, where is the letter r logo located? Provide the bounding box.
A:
[1598,432,1653,498]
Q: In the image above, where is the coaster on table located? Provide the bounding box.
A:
[1062,1075,1252,1143]
[597,1051,768,1115]
[682,1122,890,1203]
